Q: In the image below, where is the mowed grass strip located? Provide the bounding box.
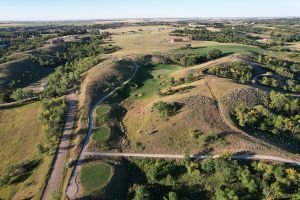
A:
[80,163,113,193]
[130,64,179,99]
[92,126,111,142]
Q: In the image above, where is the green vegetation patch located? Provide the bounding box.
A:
[92,127,111,142]
[96,105,111,115]
[152,101,181,118]
[80,163,113,193]
[94,105,111,125]
[130,64,179,99]
[206,62,254,83]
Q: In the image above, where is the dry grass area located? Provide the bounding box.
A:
[288,42,300,51]
[0,102,51,200]
[122,89,228,154]
[79,58,134,115]
[107,25,239,57]
[121,73,259,154]
[204,76,248,99]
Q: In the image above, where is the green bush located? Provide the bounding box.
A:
[207,49,222,60]
[152,101,181,118]
[11,88,34,101]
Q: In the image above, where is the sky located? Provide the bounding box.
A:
[0,0,299,21]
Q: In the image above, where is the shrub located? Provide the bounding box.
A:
[11,88,34,101]
[152,101,181,118]
[207,49,222,60]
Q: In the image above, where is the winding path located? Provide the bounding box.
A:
[42,91,77,200]
[66,58,139,199]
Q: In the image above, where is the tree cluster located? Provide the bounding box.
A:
[167,49,222,67]
[207,62,254,83]
[256,55,300,79]
[39,97,67,148]
[258,75,300,92]
[235,91,300,135]
[127,156,300,200]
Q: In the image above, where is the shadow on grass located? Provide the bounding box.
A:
[9,159,41,184]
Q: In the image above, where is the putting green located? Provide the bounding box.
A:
[95,105,111,115]
[80,163,113,193]
[92,126,111,142]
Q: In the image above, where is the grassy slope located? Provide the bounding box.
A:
[130,64,179,100]
[0,58,54,91]
[0,102,51,199]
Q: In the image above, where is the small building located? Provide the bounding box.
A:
[170,38,183,43]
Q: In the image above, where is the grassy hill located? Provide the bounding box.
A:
[0,102,51,199]
[0,58,54,91]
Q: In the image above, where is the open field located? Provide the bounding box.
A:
[80,162,113,194]
[0,102,51,199]
[108,25,264,57]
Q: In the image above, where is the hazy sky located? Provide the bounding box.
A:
[0,0,299,21]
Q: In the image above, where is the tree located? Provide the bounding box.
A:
[133,185,150,200]
[207,49,222,60]
[35,144,44,155]
[11,88,34,101]
[168,191,178,200]
[182,151,191,167]
[0,92,9,104]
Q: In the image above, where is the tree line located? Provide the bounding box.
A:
[127,155,300,200]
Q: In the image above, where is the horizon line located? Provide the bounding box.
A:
[1,16,300,23]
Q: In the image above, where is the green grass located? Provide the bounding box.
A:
[95,105,111,115]
[130,64,179,99]
[176,44,263,55]
[94,105,111,125]
[92,127,111,142]
[80,163,113,193]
